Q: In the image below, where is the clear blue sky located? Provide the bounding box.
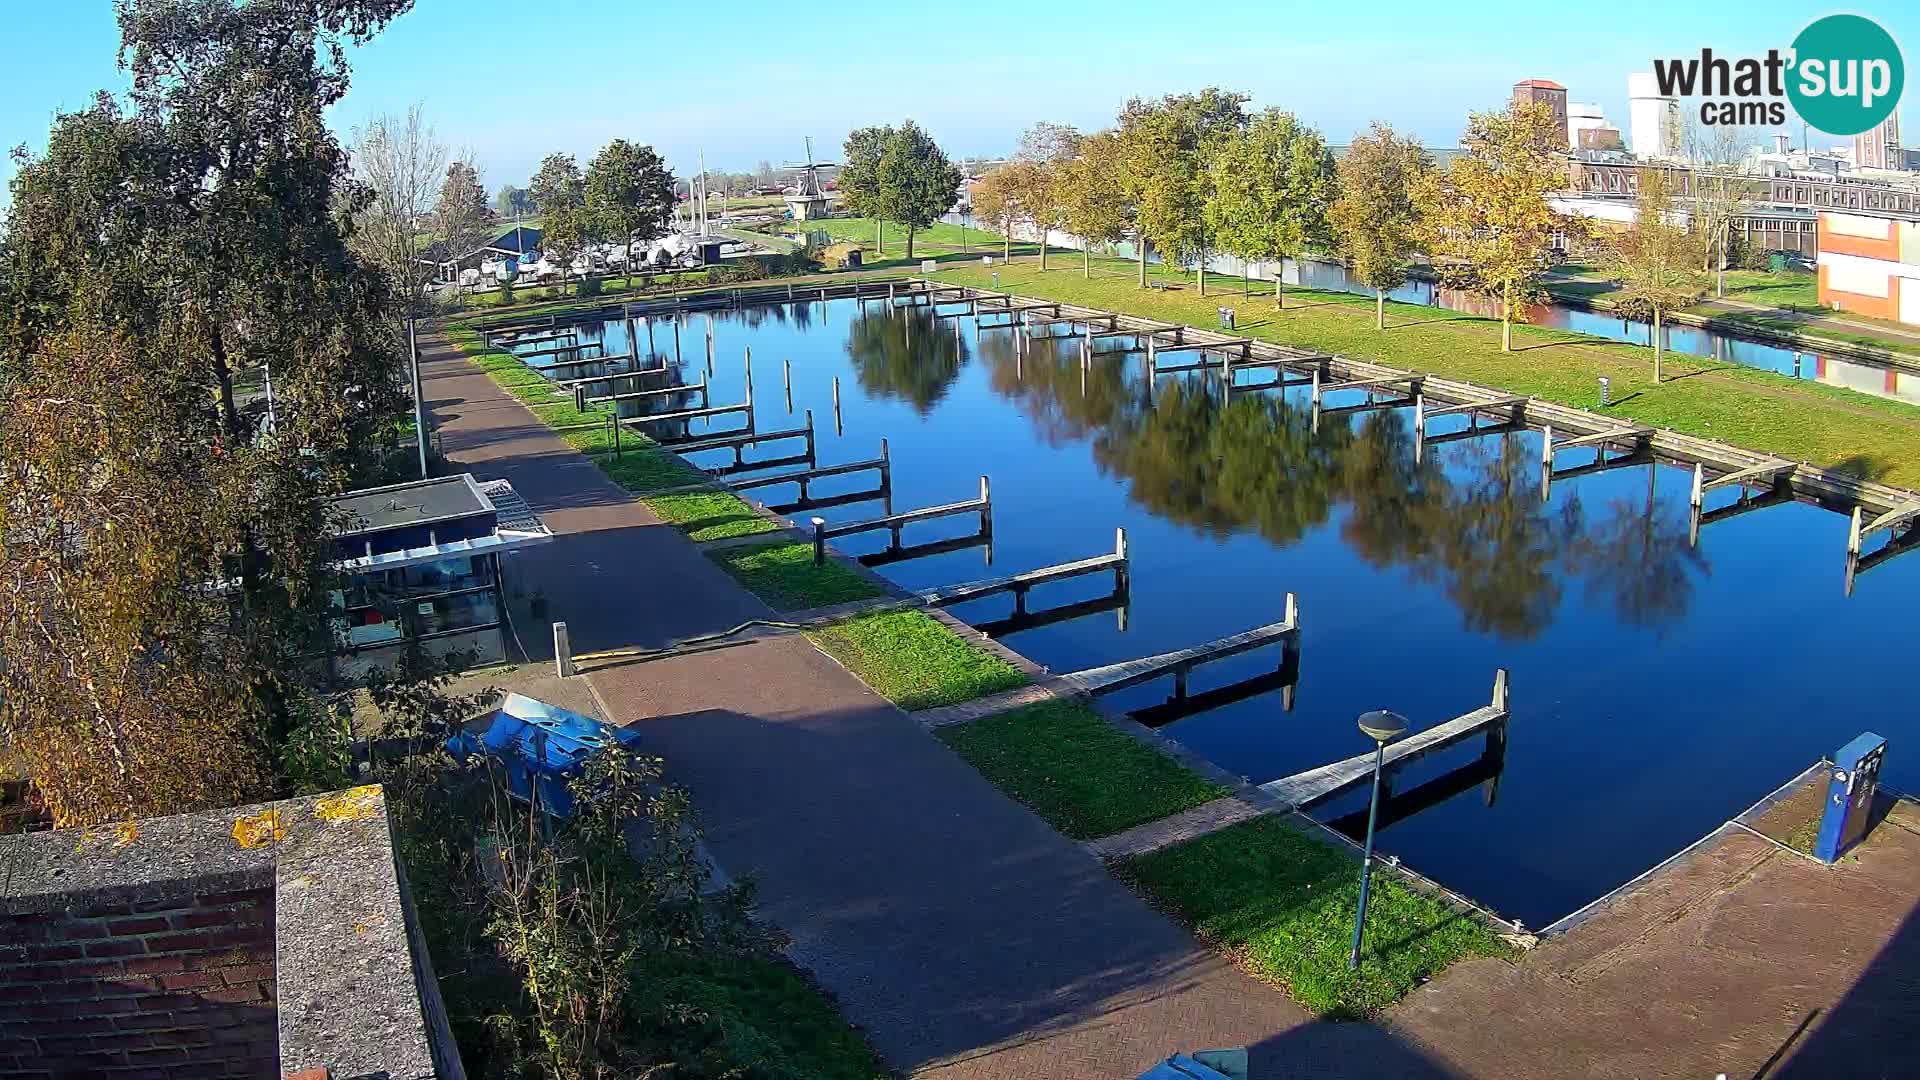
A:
[2,2,1914,202]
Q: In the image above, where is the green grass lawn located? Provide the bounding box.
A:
[707,541,885,611]
[1120,816,1513,1018]
[936,699,1226,839]
[445,328,779,542]
[806,609,1026,711]
[931,258,1920,488]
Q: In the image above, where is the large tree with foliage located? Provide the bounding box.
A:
[1117,88,1248,290]
[529,151,592,281]
[1205,108,1335,305]
[0,0,416,826]
[433,155,493,282]
[1414,101,1571,351]
[839,125,893,252]
[1603,169,1706,381]
[969,164,1022,263]
[874,120,962,260]
[1330,121,1432,329]
[1009,123,1080,270]
[1055,130,1133,279]
[586,139,676,288]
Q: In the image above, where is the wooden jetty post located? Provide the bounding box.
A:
[812,476,994,565]
[673,317,682,363]
[783,358,793,414]
[832,375,843,436]
[704,315,714,375]
[744,347,754,408]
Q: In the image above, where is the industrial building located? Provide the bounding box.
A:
[1815,208,1920,326]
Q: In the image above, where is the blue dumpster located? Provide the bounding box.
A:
[1813,732,1886,863]
[447,693,643,819]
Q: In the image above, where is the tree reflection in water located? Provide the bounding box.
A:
[846,307,969,414]
[970,338,1709,640]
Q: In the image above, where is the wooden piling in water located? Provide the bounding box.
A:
[833,376,843,436]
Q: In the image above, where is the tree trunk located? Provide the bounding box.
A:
[1653,307,1664,382]
[877,219,884,255]
[1501,287,1513,351]
[1198,253,1205,296]
[1084,240,1091,279]
[1376,288,1385,330]
[1276,275,1284,309]
[1039,223,1047,270]
[906,227,915,260]
[1139,238,1147,287]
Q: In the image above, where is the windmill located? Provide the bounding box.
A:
[781,137,835,221]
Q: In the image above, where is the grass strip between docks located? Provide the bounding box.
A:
[805,609,1026,712]
[935,698,1225,840]
[707,542,885,612]
[446,327,778,543]
[1118,815,1515,1019]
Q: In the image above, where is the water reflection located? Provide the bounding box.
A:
[971,336,1712,639]
[847,308,969,414]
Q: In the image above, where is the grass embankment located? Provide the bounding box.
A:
[707,541,884,611]
[446,327,777,542]
[930,257,1920,488]
[935,699,1224,839]
[1121,816,1514,1018]
[806,610,1025,711]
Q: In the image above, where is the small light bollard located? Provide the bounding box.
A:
[1598,376,1611,407]
[1350,708,1409,970]
[811,517,828,566]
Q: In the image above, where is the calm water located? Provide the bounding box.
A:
[518,300,1919,928]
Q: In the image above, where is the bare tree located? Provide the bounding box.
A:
[1685,121,1763,298]
[350,105,447,315]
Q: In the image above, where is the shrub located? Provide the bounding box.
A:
[577,272,603,298]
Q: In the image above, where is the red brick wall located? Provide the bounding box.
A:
[0,888,278,1079]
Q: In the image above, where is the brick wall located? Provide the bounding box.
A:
[0,888,278,1079]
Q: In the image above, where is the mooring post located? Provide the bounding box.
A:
[673,317,682,363]
[978,475,993,536]
[1147,335,1157,371]
[1114,527,1130,596]
[804,409,817,464]
[1847,505,1864,559]
[553,622,574,678]
[1413,394,1426,437]
[788,282,795,301]
[879,437,891,493]
[1285,590,1300,633]
[783,359,793,414]
[832,376,843,436]
[744,346,754,407]
[811,517,827,566]
[1540,425,1555,500]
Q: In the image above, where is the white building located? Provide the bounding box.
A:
[1628,72,1682,161]
[1568,102,1605,146]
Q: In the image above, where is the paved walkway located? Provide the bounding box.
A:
[420,334,1438,1078]
[1388,797,1920,1078]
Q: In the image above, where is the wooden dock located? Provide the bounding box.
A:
[1063,596,1297,699]
[669,414,816,472]
[1259,670,1510,811]
[919,529,1128,616]
[811,477,991,564]
[933,281,1920,590]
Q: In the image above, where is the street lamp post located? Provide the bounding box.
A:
[1350,709,1408,970]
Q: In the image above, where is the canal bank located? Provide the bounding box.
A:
[419,319,1478,1077]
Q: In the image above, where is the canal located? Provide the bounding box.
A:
[529,298,1920,929]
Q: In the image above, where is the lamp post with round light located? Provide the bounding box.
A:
[1350,709,1408,970]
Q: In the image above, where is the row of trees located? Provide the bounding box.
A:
[969,92,1708,364]
[527,140,678,287]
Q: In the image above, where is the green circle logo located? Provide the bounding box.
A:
[1788,15,1904,136]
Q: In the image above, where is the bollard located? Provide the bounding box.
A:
[811,517,828,566]
[553,622,574,678]
[574,385,587,413]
